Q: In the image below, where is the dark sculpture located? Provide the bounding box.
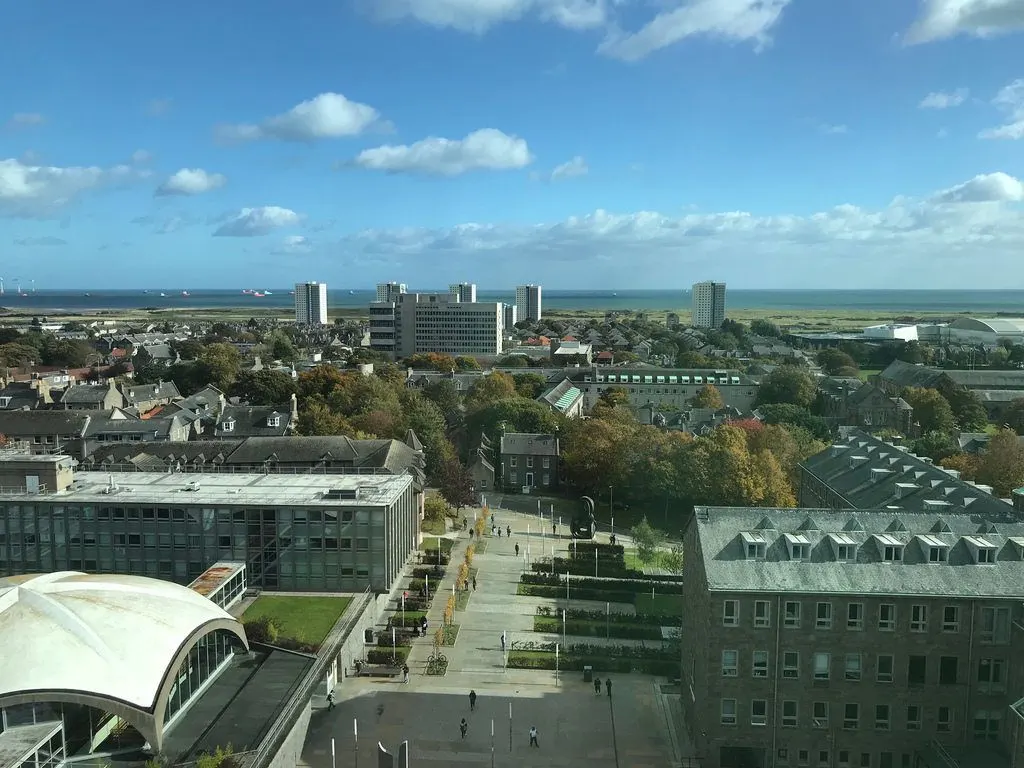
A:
[571,496,596,539]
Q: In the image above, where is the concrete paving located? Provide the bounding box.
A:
[301,507,689,767]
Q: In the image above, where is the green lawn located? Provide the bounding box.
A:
[243,595,353,646]
[634,593,682,618]
[857,368,883,381]
[421,517,446,535]
[421,536,455,554]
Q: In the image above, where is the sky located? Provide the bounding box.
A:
[1,0,1023,290]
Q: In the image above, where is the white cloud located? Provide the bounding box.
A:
[919,88,969,108]
[273,235,313,254]
[351,128,533,175]
[217,93,385,143]
[0,157,147,217]
[131,150,153,165]
[550,156,589,180]
[370,0,608,33]
[146,98,173,117]
[6,113,45,129]
[213,206,302,237]
[131,213,196,235]
[979,79,1024,140]
[820,123,848,135]
[155,168,227,197]
[14,236,66,247]
[906,0,1024,43]
[324,171,1024,287]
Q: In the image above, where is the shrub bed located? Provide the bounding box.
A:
[517,583,637,604]
[389,610,428,627]
[536,606,666,626]
[411,565,446,580]
[531,560,639,579]
[534,616,663,640]
[367,646,411,665]
[568,542,625,558]
[507,650,678,676]
[522,573,683,592]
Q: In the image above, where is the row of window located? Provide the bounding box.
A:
[722,699,1002,740]
[0,506,363,524]
[723,599,1011,642]
[779,747,916,768]
[507,472,551,486]
[721,649,1006,689]
[508,456,552,469]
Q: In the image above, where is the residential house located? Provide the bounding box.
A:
[56,380,124,411]
[537,379,585,418]
[499,432,560,492]
[83,410,195,455]
[550,339,593,365]
[122,380,182,413]
[0,380,52,410]
[467,444,495,498]
[0,410,90,455]
[214,396,299,439]
[817,379,915,434]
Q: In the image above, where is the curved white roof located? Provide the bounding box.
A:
[0,572,241,709]
[949,317,1024,334]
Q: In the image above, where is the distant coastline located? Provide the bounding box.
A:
[1,289,1023,316]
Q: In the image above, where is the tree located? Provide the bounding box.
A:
[423,379,463,425]
[199,343,243,390]
[41,337,93,367]
[424,494,450,523]
[466,398,564,446]
[630,518,665,566]
[912,430,959,462]
[976,428,1024,497]
[1007,398,1024,436]
[0,342,41,367]
[598,386,629,409]
[455,356,481,371]
[817,349,859,376]
[750,319,780,338]
[757,366,817,408]
[466,371,516,409]
[938,385,988,431]
[297,365,349,401]
[512,372,547,399]
[297,401,356,436]
[404,353,457,372]
[496,355,529,368]
[230,369,296,405]
[903,387,956,434]
[691,384,725,409]
[439,459,476,513]
[755,403,831,441]
[940,452,980,480]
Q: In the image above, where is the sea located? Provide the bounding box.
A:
[2,289,1024,315]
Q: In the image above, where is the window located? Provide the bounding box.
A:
[908,655,927,685]
[721,699,737,725]
[813,652,830,680]
[879,754,893,768]
[509,471,517,484]
[977,658,1006,693]
[747,541,766,559]
[929,545,948,562]
[906,705,921,731]
[972,711,1001,741]
[783,651,800,679]
[723,600,739,626]
[813,702,829,729]
[818,751,830,768]
[875,704,891,730]
[977,548,996,564]
[784,601,801,628]
[877,654,894,683]
[753,650,769,678]
[816,602,833,629]
[754,600,771,628]
[838,752,851,768]
[883,545,903,562]
[542,457,550,468]
[845,654,862,681]
[937,655,959,685]
[847,602,864,630]
[980,606,1010,644]
[943,606,960,633]
[837,544,855,561]
[222,418,234,432]
[843,702,859,729]
[751,699,767,726]
[878,603,896,631]
[721,650,738,677]
[782,700,798,727]
[526,456,534,468]
[792,543,809,560]
[910,605,928,632]
[510,457,518,468]
[799,751,810,767]
[937,707,953,733]
[859,755,871,768]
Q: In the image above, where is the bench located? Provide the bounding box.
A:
[356,665,402,678]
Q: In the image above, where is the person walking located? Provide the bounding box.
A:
[606,677,613,698]
[593,676,602,696]
[506,525,511,538]
[472,575,477,591]
[469,690,477,711]
[497,527,502,538]
[402,664,410,684]
[327,690,335,710]
[500,631,507,653]
[460,718,468,739]
[492,524,497,537]
[529,726,539,748]
[514,543,520,557]
[552,522,556,537]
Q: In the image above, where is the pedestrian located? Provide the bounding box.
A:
[515,543,520,557]
[327,690,335,710]
[552,522,556,536]
[506,525,511,538]
[606,677,613,698]
[529,726,539,748]
[491,525,496,537]
[460,718,468,739]
[472,576,477,591]
[593,676,602,696]
[500,631,507,652]
[421,616,428,633]
[403,664,410,684]
[610,533,617,546]
[497,527,502,538]
[469,689,477,711]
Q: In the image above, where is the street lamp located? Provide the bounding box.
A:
[609,485,614,536]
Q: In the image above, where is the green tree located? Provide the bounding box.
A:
[41,337,93,367]
[691,383,725,409]
[903,387,956,434]
[455,356,481,371]
[401,390,453,481]
[422,379,463,426]
[199,343,243,390]
[598,386,629,408]
[495,355,529,368]
[912,430,959,462]
[230,369,297,405]
[298,401,356,436]
[404,353,457,372]
[750,319,781,337]
[757,366,817,408]
[171,339,205,360]
[976,428,1024,497]
[1006,398,1024,436]
[424,494,450,523]
[816,348,859,376]
[630,517,665,566]
[755,403,831,441]
[266,330,298,362]
[0,342,41,367]
[466,371,516,408]
[466,398,564,446]
[512,372,547,399]
[439,459,476,513]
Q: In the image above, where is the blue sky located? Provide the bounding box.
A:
[1,0,1022,290]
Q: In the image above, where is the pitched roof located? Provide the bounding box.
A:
[879,359,1024,391]
[123,380,181,405]
[215,404,292,438]
[538,379,583,413]
[0,410,91,436]
[692,505,1024,597]
[500,432,560,456]
[59,384,113,404]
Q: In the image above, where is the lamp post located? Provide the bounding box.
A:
[555,642,560,686]
[353,719,359,768]
[509,701,513,753]
[331,738,336,768]
[562,608,566,650]
[609,485,614,537]
[491,719,495,768]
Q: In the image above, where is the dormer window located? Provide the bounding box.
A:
[267,414,281,428]
[917,534,949,562]
[741,531,767,560]
[964,536,997,564]
[222,418,235,433]
[884,545,903,562]
[784,533,811,561]
[930,546,948,562]
[829,533,858,562]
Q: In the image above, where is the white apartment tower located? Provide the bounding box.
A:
[515,284,542,323]
[294,281,328,325]
[448,283,477,303]
[376,282,406,303]
[369,292,502,358]
[691,281,726,329]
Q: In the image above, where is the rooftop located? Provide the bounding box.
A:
[500,432,560,456]
[691,506,1024,597]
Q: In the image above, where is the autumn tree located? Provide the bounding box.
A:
[199,343,243,391]
[692,383,725,409]
[512,372,548,399]
[230,369,296,406]
[404,353,457,372]
[756,366,817,408]
[439,459,476,513]
[940,452,980,480]
[598,386,629,408]
[466,371,516,409]
[903,387,956,434]
[297,365,349,401]
[976,428,1024,497]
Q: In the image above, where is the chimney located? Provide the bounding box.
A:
[290,392,298,424]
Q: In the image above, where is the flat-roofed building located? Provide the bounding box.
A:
[682,503,1024,768]
[568,365,758,413]
[370,292,503,358]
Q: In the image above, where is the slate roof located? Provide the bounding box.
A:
[879,359,1024,391]
[538,379,583,414]
[123,380,181,405]
[0,410,91,436]
[800,428,1011,516]
[170,385,225,417]
[83,412,187,439]
[692,505,1024,597]
[215,404,293,438]
[0,384,44,411]
[500,432,560,456]
[59,384,113,405]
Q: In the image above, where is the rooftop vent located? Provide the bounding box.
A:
[325,488,359,500]
[849,455,869,469]
[870,468,892,483]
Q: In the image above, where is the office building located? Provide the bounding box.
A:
[448,282,477,303]
[294,281,328,325]
[503,303,517,330]
[0,453,419,593]
[515,284,542,323]
[376,282,406,303]
[692,281,727,329]
[369,292,503,358]
[682,502,1024,768]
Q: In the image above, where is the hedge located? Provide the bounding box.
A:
[367,646,411,665]
[568,542,625,558]
[534,616,663,640]
[517,583,638,604]
[536,606,666,626]
[521,573,685,592]
[531,560,639,579]
[507,651,678,677]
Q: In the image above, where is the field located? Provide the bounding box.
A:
[242,595,353,646]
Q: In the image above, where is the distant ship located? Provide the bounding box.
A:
[181,291,190,297]
[253,292,265,297]
[160,292,167,297]
[84,293,91,297]
[143,290,150,295]
[349,290,355,295]
[264,291,273,295]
